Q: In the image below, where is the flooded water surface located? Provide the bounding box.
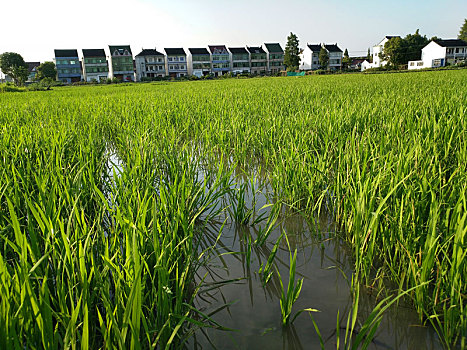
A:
[190,175,442,350]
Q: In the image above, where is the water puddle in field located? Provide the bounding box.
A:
[190,173,443,350]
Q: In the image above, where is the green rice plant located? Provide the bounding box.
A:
[259,232,283,285]
[227,182,255,225]
[277,241,304,326]
[254,201,281,246]
[309,281,430,349]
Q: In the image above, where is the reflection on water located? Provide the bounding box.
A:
[191,175,442,350]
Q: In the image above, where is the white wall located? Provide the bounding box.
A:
[299,47,312,70]
[421,41,447,68]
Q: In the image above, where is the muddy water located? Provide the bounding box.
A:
[191,175,443,350]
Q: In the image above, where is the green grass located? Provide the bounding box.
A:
[0,70,466,348]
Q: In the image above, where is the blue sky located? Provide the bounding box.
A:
[1,0,466,62]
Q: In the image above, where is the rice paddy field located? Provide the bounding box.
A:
[0,70,466,349]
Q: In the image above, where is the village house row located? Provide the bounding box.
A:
[53,44,280,83]
[53,43,345,83]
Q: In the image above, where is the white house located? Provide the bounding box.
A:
[299,44,322,70]
[408,39,467,70]
[135,49,166,81]
[300,43,343,70]
[361,36,400,71]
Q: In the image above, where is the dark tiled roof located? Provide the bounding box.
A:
[385,36,400,40]
[165,48,186,55]
[209,45,228,54]
[434,39,467,47]
[324,44,343,53]
[189,48,209,55]
[247,46,265,54]
[82,49,106,58]
[351,58,365,64]
[229,47,248,54]
[54,49,79,58]
[135,49,164,57]
[264,43,283,53]
[109,45,132,56]
[26,62,40,73]
[307,44,322,52]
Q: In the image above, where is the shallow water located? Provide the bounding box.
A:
[190,176,442,350]
[105,154,443,349]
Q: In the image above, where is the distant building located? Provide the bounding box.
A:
[229,47,250,74]
[264,43,285,74]
[299,44,322,70]
[135,49,166,81]
[361,36,400,71]
[109,45,134,82]
[164,48,188,78]
[188,48,211,77]
[82,49,109,82]
[408,39,467,70]
[349,57,365,70]
[26,62,41,82]
[247,46,267,75]
[54,49,82,83]
[324,44,343,70]
[209,45,231,76]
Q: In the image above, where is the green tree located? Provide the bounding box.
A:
[381,37,406,67]
[319,47,329,69]
[459,18,467,42]
[367,48,372,62]
[404,29,429,62]
[342,48,351,69]
[37,61,57,80]
[0,52,28,85]
[284,32,301,71]
[381,30,429,68]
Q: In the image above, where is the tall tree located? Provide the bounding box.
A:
[342,48,351,69]
[319,47,329,69]
[459,18,467,42]
[367,48,371,62]
[0,52,28,85]
[381,31,429,68]
[37,61,57,80]
[284,32,301,71]
[404,29,429,62]
[381,37,405,67]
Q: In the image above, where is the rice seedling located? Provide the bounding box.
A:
[277,249,303,326]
